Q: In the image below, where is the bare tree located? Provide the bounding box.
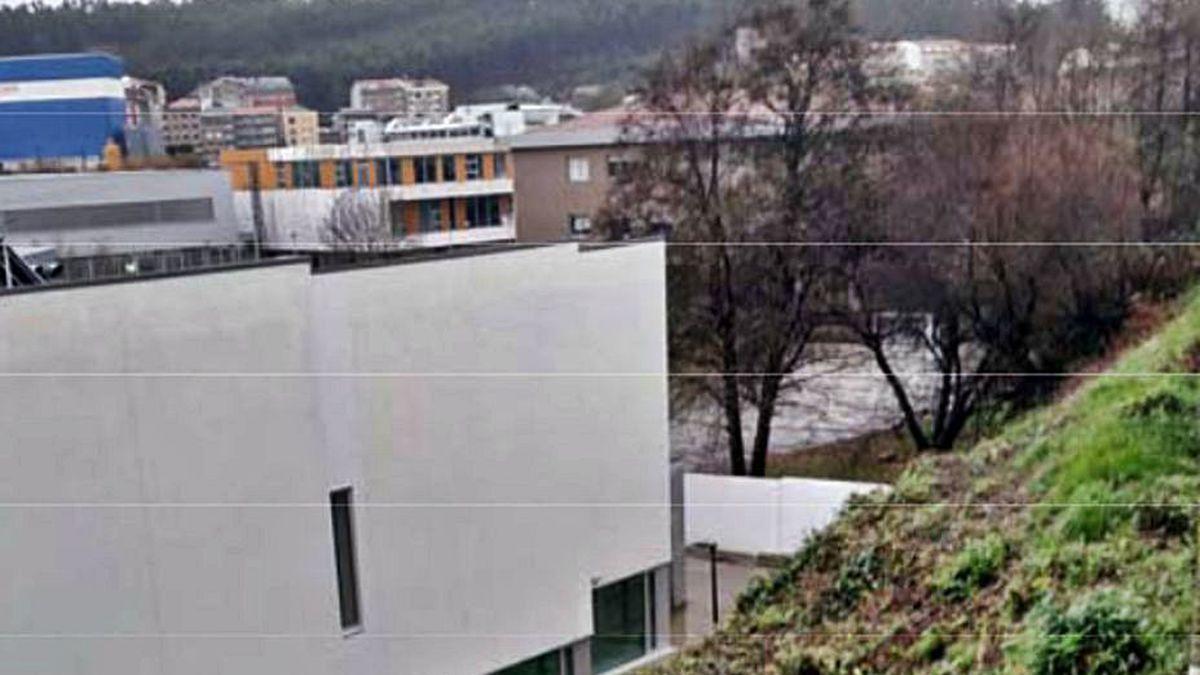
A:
[604,0,871,476]
[322,190,396,255]
[1128,0,1200,229]
[838,117,1145,451]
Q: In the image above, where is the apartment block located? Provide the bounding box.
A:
[221,137,514,248]
[195,75,298,110]
[509,113,630,241]
[282,107,320,147]
[164,97,203,155]
[349,77,450,122]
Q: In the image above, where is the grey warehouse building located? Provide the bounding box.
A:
[0,169,244,258]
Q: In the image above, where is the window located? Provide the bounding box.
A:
[375,159,392,186]
[568,157,590,183]
[465,196,501,228]
[441,155,457,182]
[569,214,592,236]
[419,200,442,232]
[414,156,438,184]
[607,156,636,180]
[493,153,508,179]
[590,574,649,673]
[465,154,483,180]
[335,161,353,188]
[493,649,571,675]
[388,157,404,185]
[292,161,320,189]
[329,487,362,631]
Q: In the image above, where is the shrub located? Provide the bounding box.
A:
[1131,503,1193,539]
[1021,591,1153,675]
[934,534,1007,601]
[1058,482,1128,543]
[819,548,885,619]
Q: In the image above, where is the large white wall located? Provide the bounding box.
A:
[0,242,671,675]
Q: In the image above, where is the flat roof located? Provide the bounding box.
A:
[507,112,624,151]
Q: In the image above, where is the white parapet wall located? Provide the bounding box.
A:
[684,473,889,557]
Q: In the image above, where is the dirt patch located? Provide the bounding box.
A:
[767,426,918,483]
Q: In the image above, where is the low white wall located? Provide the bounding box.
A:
[684,474,888,556]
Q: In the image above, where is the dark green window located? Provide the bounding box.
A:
[419,200,442,232]
[591,574,648,672]
[335,161,353,188]
[292,161,320,188]
[329,487,361,631]
[492,649,565,675]
[415,156,438,184]
[465,196,502,228]
[441,155,457,182]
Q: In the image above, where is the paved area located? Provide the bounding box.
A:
[670,551,772,646]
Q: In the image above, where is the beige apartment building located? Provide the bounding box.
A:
[509,114,633,242]
[282,107,320,146]
[349,77,450,122]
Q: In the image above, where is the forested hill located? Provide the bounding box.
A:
[0,0,1015,110]
[0,0,741,110]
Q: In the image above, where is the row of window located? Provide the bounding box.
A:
[329,486,657,675]
[566,156,637,184]
[411,195,506,233]
[276,153,508,190]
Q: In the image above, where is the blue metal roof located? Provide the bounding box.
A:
[0,53,124,83]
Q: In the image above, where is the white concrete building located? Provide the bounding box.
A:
[0,242,672,675]
[0,169,243,257]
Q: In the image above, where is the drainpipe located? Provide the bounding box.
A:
[2,242,11,290]
[1,219,11,289]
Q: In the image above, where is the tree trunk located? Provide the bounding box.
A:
[869,341,931,450]
[748,374,783,477]
[721,369,748,476]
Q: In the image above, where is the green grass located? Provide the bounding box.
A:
[649,289,1200,674]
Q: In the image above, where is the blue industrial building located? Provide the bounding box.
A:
[0,53,126,163]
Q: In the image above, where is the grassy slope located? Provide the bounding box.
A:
[654,292,1200,674]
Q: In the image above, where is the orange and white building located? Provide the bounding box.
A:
[221,137,514,249]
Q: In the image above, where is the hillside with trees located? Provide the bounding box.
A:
[0,0,746,109]
[0,0,1041,110]
[614,0,1197,672]
[652,295,1200,672]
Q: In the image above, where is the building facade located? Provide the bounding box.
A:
[0,241,672,675]
[282,107,320,147]
[195,75,298,110]
[509,115,629,242]
[0,53,126,168]
[0,169,243,257]
[164,97,203,155]
[122,76,167,157]
[349,78,450,122]
[221,137,514,248]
